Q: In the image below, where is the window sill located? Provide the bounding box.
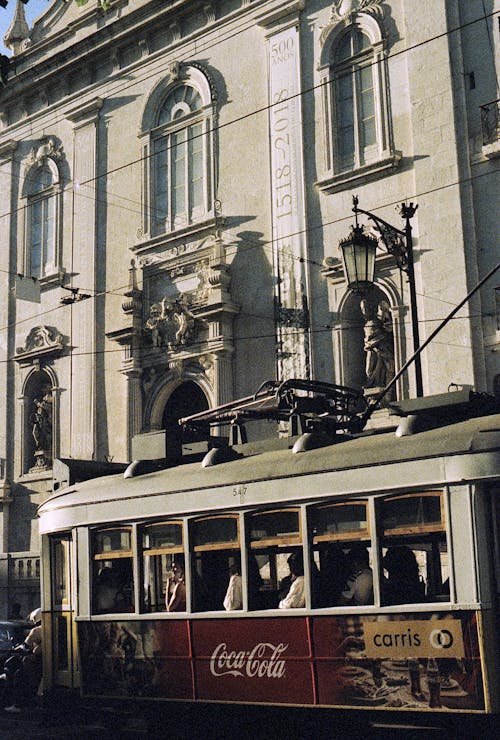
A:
[39,269,65,289]
[481,140,500,159]
[18,469,53,483]
[316,152,402,194]
[132,215,222,256]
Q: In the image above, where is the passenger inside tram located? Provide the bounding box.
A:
[165,556,186,612]
[337,545,373,606]
[315,543,349,607]
[223,562,243,611]
[381,546,426,605]
[278,552,305,609]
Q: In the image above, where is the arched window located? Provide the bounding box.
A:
[318,15,397,187]
[332,27,376,171]
[150,78,214,235]
[26,165,58,278]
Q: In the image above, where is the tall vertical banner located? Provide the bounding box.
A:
[268,24,310,382]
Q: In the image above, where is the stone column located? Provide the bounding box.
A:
[65,99,103,459]
[259,2,311,382]
[0,141,17,556]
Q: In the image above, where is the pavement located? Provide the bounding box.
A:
[0,702,149,738]
[0,700,491,739]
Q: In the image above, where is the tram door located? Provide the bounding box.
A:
[49,534,78,688]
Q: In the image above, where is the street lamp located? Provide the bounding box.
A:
[339,195,423,397]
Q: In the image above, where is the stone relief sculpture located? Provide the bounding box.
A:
[16,325,64,356]
[29,387,53,470]
[330,0,383,22]
[360,298,395,390]
[145,295,195,350]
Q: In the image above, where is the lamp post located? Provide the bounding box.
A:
[339,195,423,398]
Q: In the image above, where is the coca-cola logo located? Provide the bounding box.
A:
[210,642,288,678]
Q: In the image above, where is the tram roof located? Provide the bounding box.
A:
[38,412,500,519]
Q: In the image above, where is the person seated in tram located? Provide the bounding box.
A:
[166,557,186,612]
[337,544,373,606]
[381,546,426,605]
[223,563,243,611]
[94,567,120,613]
[278,552,305,609]
[317,543,349,607]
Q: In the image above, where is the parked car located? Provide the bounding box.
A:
[0,621,32,672]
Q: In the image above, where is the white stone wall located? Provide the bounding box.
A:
[0,0,497,609]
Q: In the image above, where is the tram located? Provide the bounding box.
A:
[37,381,500,735]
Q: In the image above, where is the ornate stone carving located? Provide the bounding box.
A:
[15,326,64,364]
[145,296,195,350]
[330,0,383,22]
[194,259,211,303]
[199,354,214,385]
[168,360,184,379]
[29,387,53,472]
[138,38,149,57]
[360,298,395,392]
[203,4,216,24]
[142,367,159,396]
[169,23,181,44]
[27,137,63,168]
[167,60,181,81]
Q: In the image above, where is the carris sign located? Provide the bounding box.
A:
[209,642,288,678]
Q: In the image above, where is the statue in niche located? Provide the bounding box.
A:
[145,295,194,350]
[360,298,395,391]
[30,386,53,467]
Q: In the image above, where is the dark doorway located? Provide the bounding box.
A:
[162,382,209,460]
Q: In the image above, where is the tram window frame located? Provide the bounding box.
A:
[140,520,184,613]
[190,514,242,612]
[91,525,135,614]
[378,491,449,605]
[310,499,373,608]
[248,508,305,610]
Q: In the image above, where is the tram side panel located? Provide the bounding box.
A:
[76,612,485,712]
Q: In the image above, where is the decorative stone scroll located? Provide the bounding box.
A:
[26,137,63,170]
[15,325,64,364]
[329,0,383,22]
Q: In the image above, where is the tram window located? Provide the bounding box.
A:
[310,501,372,607]
[91,526,134,614]
[379,492,448,604]
[190,515,241,612]
[141,521,184,613]
[248,509,305,610]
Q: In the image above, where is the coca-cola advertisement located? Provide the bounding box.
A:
[78,611,484,711]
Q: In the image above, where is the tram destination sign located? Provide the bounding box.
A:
[363,619,465,659]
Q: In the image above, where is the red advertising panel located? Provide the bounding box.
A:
[191,618,314,704]
[78,611,484,711]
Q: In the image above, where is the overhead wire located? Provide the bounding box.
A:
[0,4,496,361]
[0,5,497,199]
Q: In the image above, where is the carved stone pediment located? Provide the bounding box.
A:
[144,295,195,350]
[15,325,64,364]
[26,137,64,169]
[330,0,383,22]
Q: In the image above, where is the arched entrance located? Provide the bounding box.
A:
[162,381,209,460]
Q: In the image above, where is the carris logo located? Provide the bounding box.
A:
[209,642,288,678]
[429,628,454,650]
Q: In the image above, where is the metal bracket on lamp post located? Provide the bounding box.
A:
[352,195,423,397]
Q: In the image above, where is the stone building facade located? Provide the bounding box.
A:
[0,0,498,615]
